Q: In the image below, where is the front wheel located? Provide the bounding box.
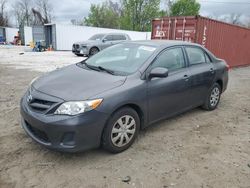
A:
[202,83,221,111]
[102,107,140,153]
[89,47,99,56]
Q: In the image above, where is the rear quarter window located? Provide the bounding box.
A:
[204,52,212,63]
[113,35,127,40]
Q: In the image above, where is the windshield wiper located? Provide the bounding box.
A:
[81,62,100,72]
[97,66,115,75]
[81,62,115,75]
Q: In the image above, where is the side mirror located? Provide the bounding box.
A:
[148,67,168,79]
[102,38,107,43]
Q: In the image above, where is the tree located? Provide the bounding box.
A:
[84,0,162,31]
[170,0,200,16]
[229,13,241,25]
[84,1,120,29]
[164,0,174,16]
[13,0,34,26]
[120,0,161,31]
[0,0,8,26]
[33,0,53,24]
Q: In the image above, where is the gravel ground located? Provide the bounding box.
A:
[0,46,250,188]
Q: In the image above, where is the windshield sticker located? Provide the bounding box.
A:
[139,46,156,52]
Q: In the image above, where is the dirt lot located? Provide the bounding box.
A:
[0,46,250,188]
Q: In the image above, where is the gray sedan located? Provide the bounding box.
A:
[72,33,131,56]
[20,41,229,153]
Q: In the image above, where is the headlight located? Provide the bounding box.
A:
[54,99,103,115]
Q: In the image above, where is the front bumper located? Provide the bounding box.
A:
[72,47,89,56]
[20,97,109,152]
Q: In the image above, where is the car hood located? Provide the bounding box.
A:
[33,64,126,101]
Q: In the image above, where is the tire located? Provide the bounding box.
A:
[76,54,83,57]
[102,107,140,153]
[89,47,99,56]
[202,83,221,111]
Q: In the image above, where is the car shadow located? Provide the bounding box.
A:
[29,106,214,163]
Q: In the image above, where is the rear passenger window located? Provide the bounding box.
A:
[105,35,113,41]
[204,53,212,63]
[186,47,206,65]
[113,35,126,40]
[152,48,185,72]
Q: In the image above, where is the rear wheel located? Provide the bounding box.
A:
[202,83,221,111]
[102,107,140,153]
[89,47,99,56]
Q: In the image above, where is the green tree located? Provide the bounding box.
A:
[84,1,120,29]
[170,0,200,16]
[120,0,161,31]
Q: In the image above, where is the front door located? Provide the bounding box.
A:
[147,47,191,123]
[101,35,114,49]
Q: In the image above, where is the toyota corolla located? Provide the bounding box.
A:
[20,41,229,153]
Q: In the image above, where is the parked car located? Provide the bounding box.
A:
[72,33,131,56]
[20,40,229,153]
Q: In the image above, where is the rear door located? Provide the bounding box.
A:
[185,46,215,106]
[112,35,127,44]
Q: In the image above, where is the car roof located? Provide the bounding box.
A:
[124,40,202,48]
[94,33,128,35]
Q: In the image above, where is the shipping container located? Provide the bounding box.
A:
[44,23,151,51]
[5,27,19,43]
[20,26,33,46]
[151,15,250,67]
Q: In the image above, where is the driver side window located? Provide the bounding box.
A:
[152,48,185,72]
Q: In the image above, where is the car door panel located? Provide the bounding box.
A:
[101,35,113,49]
[188,63,215,105]
[146,47,193,124]
[185,47,216,106]
[147,69,191,124]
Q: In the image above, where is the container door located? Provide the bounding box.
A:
[0,28,6,43]
[51,25,56,50]
[44,25,56,49]
[172,18,196,42]
[151,18,171,40]
[32,26,45,42]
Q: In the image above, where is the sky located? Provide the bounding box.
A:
[6,0,250,25]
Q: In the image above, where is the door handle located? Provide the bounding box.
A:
[210,68,215,74]
[183,75,189,81]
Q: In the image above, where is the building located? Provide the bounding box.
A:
[0,27,19,44]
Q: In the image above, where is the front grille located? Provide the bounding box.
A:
[28,98,56,113]
[25,121,50,143]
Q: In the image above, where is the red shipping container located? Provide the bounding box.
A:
[151,16,250,67]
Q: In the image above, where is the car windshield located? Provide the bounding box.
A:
[85,43,157,75]
[89,34,105,41]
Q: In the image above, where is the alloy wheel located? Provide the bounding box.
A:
[210,87,220,107]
